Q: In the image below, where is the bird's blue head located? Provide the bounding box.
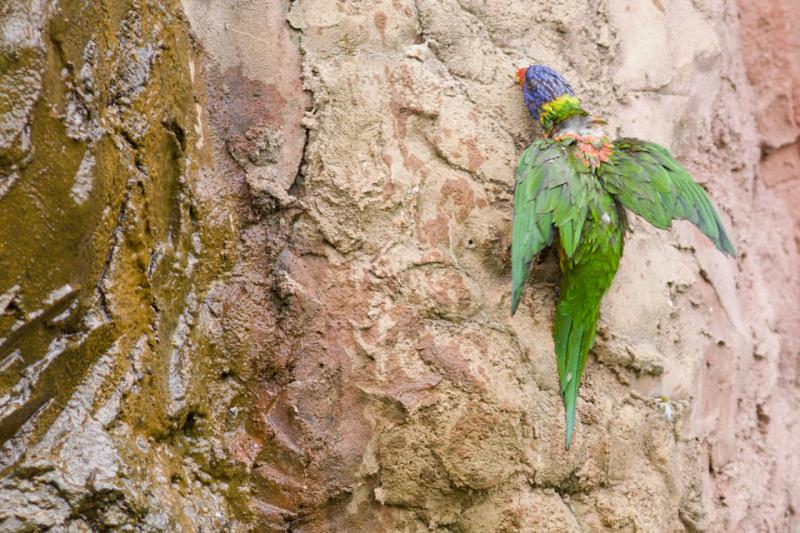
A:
[516,65,575,122]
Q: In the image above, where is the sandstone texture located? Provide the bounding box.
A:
[0,0,798,531]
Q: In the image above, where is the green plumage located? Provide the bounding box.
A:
[512,135,735,449]
[598,139,735,255]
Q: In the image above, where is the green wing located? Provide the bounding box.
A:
[511,139,589,315]
[598,138,735,256]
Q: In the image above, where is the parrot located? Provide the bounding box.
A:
[511,65,735,449]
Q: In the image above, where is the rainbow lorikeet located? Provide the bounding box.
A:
[511,65,735,449]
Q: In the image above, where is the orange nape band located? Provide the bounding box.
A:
[516,67,526,88]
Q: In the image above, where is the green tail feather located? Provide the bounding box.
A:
[553,202,621,448]
[554,295,600,449]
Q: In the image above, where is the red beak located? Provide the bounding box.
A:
[516,67,526,89]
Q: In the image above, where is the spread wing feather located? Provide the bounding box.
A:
[511,139,590,315]
[598,138,735,256]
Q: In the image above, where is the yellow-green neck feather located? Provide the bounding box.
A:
[540,95,588,135]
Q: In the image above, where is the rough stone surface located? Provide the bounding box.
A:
[1,0,798,531]
[0,0,241,530]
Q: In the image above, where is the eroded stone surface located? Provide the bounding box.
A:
[0,0,241,529]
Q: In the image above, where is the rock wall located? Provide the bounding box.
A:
[0,0,239,529]
[1,0,798,531]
